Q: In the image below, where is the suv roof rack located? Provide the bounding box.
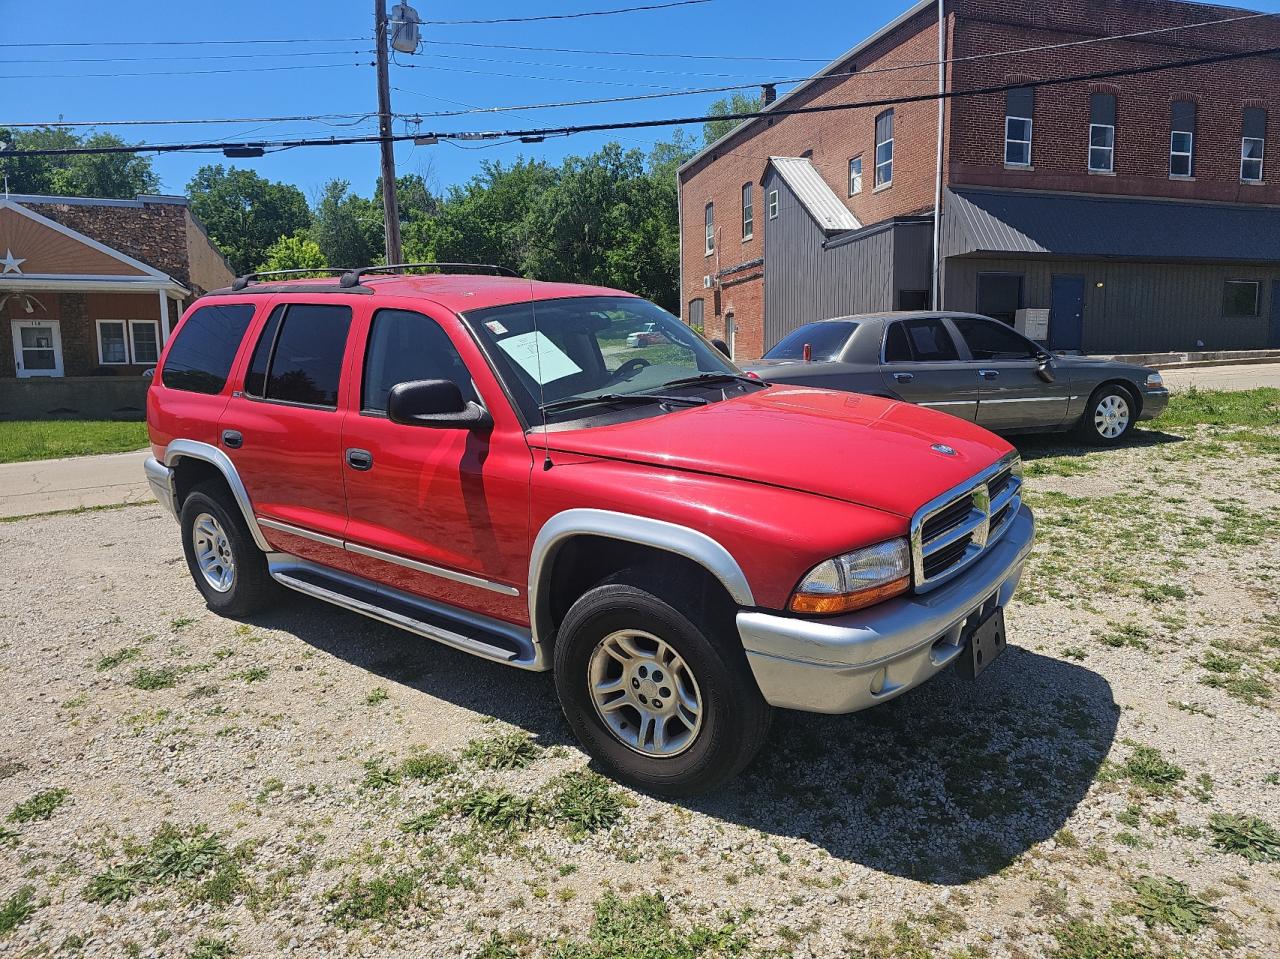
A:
[338,262,520,288]
[230,268,350,292]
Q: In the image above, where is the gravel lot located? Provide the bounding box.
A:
[2,414,1278,958]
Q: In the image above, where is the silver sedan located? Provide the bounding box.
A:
[743,312,1169,444]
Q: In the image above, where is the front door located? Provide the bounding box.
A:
[10,319,63,377]
[879,316,981,421]
[1270,280,1280,349]
[950,315,1070,432]
[1050,275,1085,352]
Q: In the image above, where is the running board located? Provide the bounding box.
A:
[267,556,544,670]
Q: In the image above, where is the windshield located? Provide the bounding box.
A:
[765,321,859,361]
[465,296,742,423]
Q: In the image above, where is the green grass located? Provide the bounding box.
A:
[84,824,233,904]
[7,787,69,823]
[129,665,179,691]
[188,938,235,959]
[455,789,539,833]
[545,771,628,836]
[1119,745,1186,795]
[95,646,142,671]
[397,751,455,783]
[1126,876,1216,934]
[548,893,746,959]
[1146,387,1280,430]
[0,886,37,936]
[1208,812,1280,862]
[324,870,419,928]
[462,731,542,770]
[0,419,149,464]
[1049,919,1149,959]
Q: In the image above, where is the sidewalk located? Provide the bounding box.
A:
[1158,363,1280,393]
[0,449,153,520]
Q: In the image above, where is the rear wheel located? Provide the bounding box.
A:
[553,572,771,796]
[1077,384,1136,445]
[179,481,276,616]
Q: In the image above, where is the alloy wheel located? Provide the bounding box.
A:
[191,512,236,593]
[587,629,703,757]
[1093,394,1130,439]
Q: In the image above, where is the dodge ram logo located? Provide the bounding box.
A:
[930,444,957,456]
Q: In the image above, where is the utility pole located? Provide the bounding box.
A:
[374,0,403,265]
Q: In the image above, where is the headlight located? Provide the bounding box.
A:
[1145,372,1164,389]
[789,538,911,615]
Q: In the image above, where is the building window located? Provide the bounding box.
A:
[741,183,753,240]
[1004,87,1033,167]
[1224,280,1261,317]
[97,320,129,365]
[976,273,1024,326]
[687,298,705,331]
[848,155,863,195]
[874,110,894,187]
[704,202,714,255]
[1242,107,1267,183]
[1088,92,1116,173]
[129,320,160,365]
[767,189,779,219]
[97,319,160,365]
[1170,100,1195,178]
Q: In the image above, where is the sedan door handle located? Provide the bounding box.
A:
[979,369,1000,380]
[345,448,373,471]
[893,372,914,384]
[221,429,243,449]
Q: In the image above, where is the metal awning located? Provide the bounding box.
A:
[768,157,863,234]
[943,187,1280,263]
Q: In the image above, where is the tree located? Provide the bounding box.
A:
[310,179,384,268]
[426,159,557,270]
[257,230,327,276]
[702,94,763,147]
[0,127,159,199]
[186,165,311,275]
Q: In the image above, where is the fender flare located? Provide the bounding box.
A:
[528,508,755,647]
[163,439,271,552]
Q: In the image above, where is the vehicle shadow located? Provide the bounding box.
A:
[1012,427,1185,463]
[246,595,1117,886]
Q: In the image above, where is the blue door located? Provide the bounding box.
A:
[1270,280,1280,348]
[1050,275,1085,352]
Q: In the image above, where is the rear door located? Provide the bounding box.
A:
[219,298,355,566]
[339,303,533,624]
[878,317,981,420]
[950,316,1069,432]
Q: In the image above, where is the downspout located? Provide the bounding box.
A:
[931,0,946,310]
[677,169,685,323]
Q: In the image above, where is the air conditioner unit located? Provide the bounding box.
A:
[702,275,713,289]
[1015,308,1050,341]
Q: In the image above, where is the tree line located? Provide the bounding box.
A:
[1,99,756,314]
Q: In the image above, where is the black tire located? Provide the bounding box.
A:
[553,570,771,797]
[1076,383,1137,445]
[179,480,276,617]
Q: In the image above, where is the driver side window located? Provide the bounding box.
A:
[362,309,477,414]
[953,317,1037,360]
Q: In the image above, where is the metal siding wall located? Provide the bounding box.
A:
[943,257,1280,353]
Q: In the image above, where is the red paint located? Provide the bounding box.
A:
[149,276,1014,623]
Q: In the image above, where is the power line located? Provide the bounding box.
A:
[0,49,372,65]
[399,50,761,80]
[0,61,368,81]
[420,1,712,25]
[0,36,366,49]
[394,61,690,89]
[6,44,1275,158]
[421,39,830,62]
[0,114,378,129]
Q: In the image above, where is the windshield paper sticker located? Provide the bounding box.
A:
[497,331,582,385]
[484,320,508,335]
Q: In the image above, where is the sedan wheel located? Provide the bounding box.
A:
[1094,394,1130,439]
[1078,385,1136,444]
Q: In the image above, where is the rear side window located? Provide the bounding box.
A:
[883,319,959,362]
[244,303,351,408]
[953,317,1037,360]
[160,303,255,394]
[765,322,859,361]
[362,309,477,413]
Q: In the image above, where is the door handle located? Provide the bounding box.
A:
[345,448,374,471]
[221,429,243,449]
[979,369,1000,380]
[893,372,914,384]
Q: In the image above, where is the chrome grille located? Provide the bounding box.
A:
[910,454,1022,592]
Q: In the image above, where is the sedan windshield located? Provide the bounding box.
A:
[764,321,859,361]
[465,296,744,423]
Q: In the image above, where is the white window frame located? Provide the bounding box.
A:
[1169,130,1194,179]
[1088,123,1115,173]
[741,183,753,241]
[767,189,779,219]
[874,123,893,188]
[96,319,130,365]
[1004,116,1032,167]
[129,319,161,366]
[849,155,863,195]
[1242,136,1265,183]
[704,202,714,255]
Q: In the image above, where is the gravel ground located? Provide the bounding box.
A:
[1,421,1278,958]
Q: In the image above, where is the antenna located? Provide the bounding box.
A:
[528,278,553,471]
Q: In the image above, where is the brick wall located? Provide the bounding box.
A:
[678,4,948,359]
[948,0,1280,204]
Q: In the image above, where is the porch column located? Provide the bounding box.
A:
[158,289,171,344]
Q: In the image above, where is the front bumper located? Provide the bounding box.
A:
[144,456,178,519]
[1140,387,1169,421]
[738,504,1035,713]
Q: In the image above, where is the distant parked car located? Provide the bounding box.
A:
[745,312,1169,444]
[626,323,663,347]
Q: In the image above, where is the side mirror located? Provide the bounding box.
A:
[711,338,731,358]
[387,379,492,430]
[1034,352,1056,383]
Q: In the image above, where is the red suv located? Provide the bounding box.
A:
[145,266,1034,795]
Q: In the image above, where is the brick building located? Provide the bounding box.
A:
[0,193,233,417]
[678,0,1280,359]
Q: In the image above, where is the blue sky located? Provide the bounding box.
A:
[5,0,1279,202]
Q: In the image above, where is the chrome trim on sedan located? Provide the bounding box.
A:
[257,517,345,549]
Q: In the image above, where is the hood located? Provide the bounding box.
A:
[542,386,1012,517]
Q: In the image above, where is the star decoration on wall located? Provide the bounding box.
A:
[1,249,25,274]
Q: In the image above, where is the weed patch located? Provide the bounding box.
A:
[547,892,745,959]
[7,787,69,823]
[85,824,235,904]
[545,771,628,836]
[325,870,419,928]
[463,732,541,770]
[95,646,141,671]
[130,665,179,690]
[1208,813,1280,862]
[1125,875,1215,934]
[0,886,37,935]
[1119,745,1185,794]
[1049,919,1148,959]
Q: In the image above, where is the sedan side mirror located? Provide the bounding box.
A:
[711,338,731,358]
[388,379,492,430]
[1034,351,1056,383]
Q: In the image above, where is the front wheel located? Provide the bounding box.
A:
[1077,384,1136,445]
[553,574,771,796]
